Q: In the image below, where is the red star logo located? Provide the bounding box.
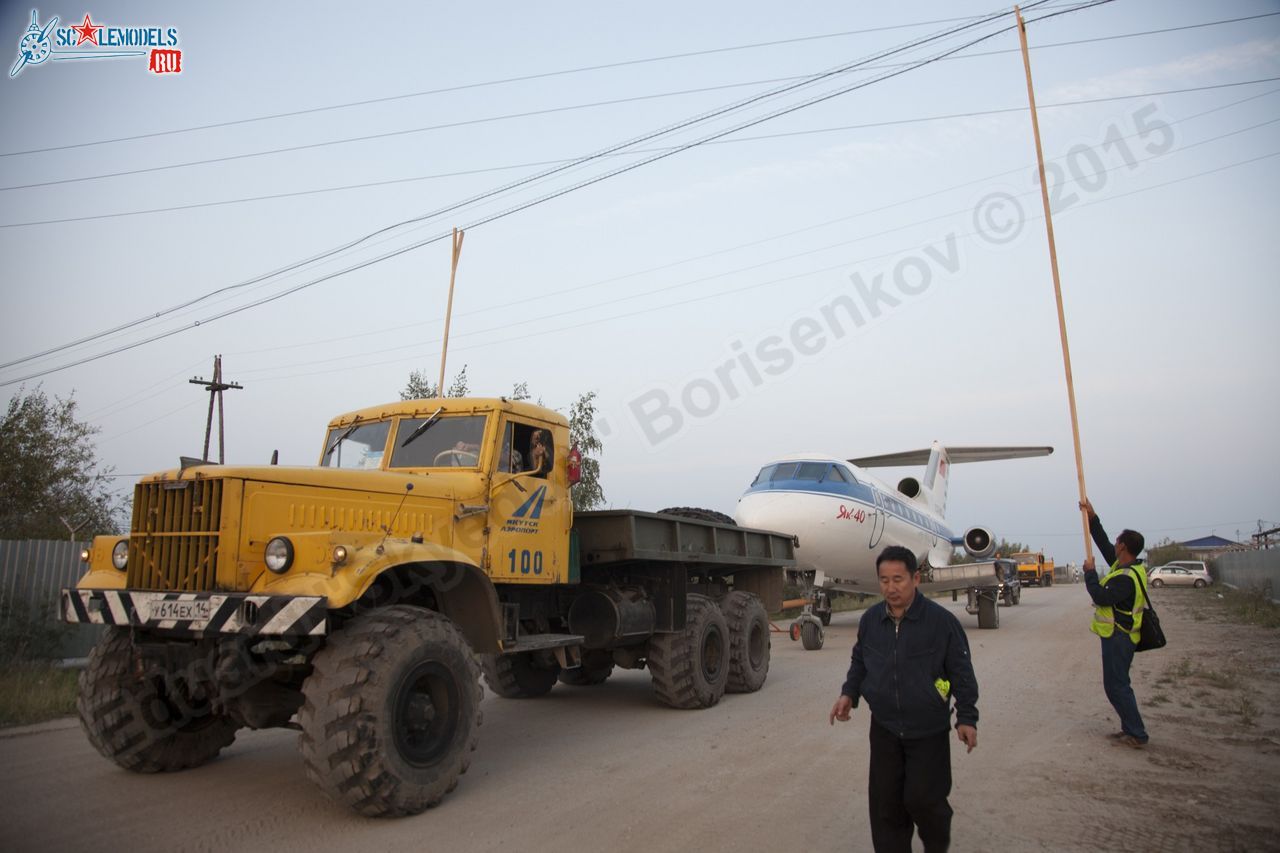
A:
[72,14,102,47]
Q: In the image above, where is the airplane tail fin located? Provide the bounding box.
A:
[848,444,1054,518]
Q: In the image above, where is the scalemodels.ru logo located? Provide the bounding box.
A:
[9,9,183,78]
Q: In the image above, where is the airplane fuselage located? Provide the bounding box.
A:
[735,455,957,589]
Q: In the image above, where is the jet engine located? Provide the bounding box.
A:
[963,526,995,559]
[897,477,921,498]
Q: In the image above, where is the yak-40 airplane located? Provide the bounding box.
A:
[733,443,1051,647]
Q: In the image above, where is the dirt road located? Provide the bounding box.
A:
[2,585,1277,852]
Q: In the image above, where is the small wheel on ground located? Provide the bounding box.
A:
[1151,578,1165,588]
[656,506,736,526]
[1193,579,1206,588]
[647,593,729,709]
[800,619,823,650]
[977,592,999,629]
[298,605,483,817]
[558,650,615,686]
[721,590,770,693]
[789,621,802,642]
[77,628,240,773]
[481,651,560,698]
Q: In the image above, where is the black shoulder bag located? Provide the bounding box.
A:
[1130,567,1167,653]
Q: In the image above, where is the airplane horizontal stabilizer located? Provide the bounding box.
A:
[848,446,1053,468]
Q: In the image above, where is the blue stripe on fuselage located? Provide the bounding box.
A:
[746,471,955,541]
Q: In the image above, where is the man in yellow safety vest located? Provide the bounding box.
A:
[1079,498,1149,748]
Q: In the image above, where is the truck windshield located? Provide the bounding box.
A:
[390,415,487,468]
[321,421,391,469]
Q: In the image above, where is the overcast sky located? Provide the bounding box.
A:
[2,0,1277,563]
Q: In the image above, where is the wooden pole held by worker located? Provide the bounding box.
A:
[438,228,465,396]
[1015,7,1093,561]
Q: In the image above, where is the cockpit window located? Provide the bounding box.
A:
[751,465,777,486]
[827,466,851,483]
[389,415,487,468]
[769,463,799,481]
[795,462,827,480]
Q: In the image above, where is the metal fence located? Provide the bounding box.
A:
[1217,550,1280,602]
[0,539,104,659]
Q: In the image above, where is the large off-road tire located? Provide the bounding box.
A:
[647,594,729,709]
[481,651,560,698]
[977,592,999,629]
[77,628,239,773]
[800,620,823,650]
[656,506,736,526]
[721,591,770,693]
[298,605,482,817]
[557,650,615,686]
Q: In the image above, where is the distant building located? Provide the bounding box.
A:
[1178,534,1243,561]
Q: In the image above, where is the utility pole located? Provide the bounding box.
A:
[189,355,242,463]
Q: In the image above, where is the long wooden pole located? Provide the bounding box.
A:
[437,228,465,396]
[1015,7,1093,562]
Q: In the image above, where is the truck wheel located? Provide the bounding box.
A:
[977,593,999,629]
[721,591,770,693]
[77,628,239,773]
[800,620,823,650]
[558,650,614,686]
[298,605,482,817]
[481,651,560,698]
[647,593,729,709]
[656,507,736,526]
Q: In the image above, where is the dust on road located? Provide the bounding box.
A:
[2,585,1277,852]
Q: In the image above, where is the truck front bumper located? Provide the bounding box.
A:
[62,589,328,637]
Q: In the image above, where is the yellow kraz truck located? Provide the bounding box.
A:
[1012,551,1055,587]
[63,397,794,816]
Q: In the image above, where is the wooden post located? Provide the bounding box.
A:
[1015,7,1093,562]
[437,228,465,396]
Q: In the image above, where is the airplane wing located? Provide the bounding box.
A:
[848,446,1053,467]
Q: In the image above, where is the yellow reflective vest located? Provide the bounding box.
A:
[1090,562,1147,643]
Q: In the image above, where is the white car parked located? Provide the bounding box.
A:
[1148,563,1212,588]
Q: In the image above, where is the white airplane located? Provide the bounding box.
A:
[734,443,1052,637]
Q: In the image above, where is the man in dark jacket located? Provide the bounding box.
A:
[829,545,979,853]
[1079,498,1149,747]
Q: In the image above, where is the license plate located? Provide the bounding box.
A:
[145,598,213,622]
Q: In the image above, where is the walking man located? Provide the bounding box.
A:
[829,545,979,853]
[1079,498,1149,747]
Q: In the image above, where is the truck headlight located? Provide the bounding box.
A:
[111,540,129,570]
[265,537,294,574]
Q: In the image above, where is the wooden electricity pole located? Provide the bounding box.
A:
[189,355,242,463]
[437,228,465,396]
[1015,6,1093,562]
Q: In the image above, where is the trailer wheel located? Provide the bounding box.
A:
[558,650,614,686]
[77,628,239,774]
[977,592,999,629]
[647,593,729,709]
[656,506,736,526]
[298,605,482,817]
[1012,584,1021,605]
[800,620,823,650]
[481,651,560,698]
[721,591,770,693]
[789,622,802,641]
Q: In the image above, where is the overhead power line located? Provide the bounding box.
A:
[1,76,1274,231]
[0,2,1051,375]
[1,1,1126,386]
[4,11,1269,195]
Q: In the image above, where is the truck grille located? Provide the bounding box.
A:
[126,479,224,591]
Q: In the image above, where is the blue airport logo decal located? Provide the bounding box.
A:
[501,486,547,534]
[10,9,183,79]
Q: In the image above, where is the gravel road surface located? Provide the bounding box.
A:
[2,585,1277,852]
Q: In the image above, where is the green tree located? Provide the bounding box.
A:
[0,387,121,539]
[400,365,469,400]
[1146,538,1194,567]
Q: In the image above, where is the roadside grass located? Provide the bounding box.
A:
[0,664,79,728]
[1218,587,1280,629]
